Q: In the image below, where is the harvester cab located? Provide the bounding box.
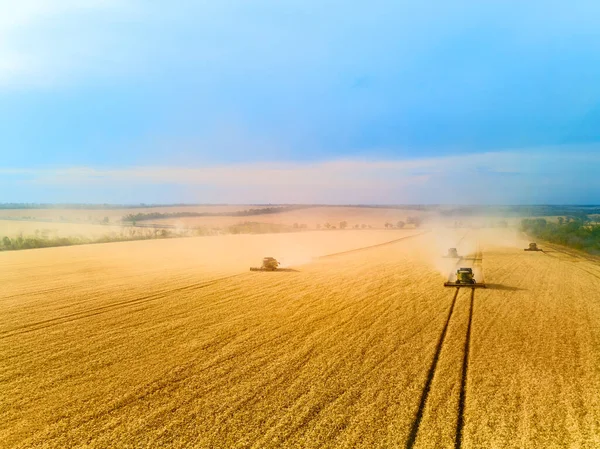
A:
[443,248,460,258]
[524,242,542,251]
[250,257,280,271]
[456,268,475,284]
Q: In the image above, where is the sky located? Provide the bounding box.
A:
[1,0,600,204]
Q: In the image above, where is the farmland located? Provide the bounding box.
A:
[2,227,600,448]
[146,206,432,229]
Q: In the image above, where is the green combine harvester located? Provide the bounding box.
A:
[524,242,543,251]
[444,267,486,288]
[250,257,280,271]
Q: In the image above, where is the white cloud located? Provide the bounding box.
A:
[3,147,599,204]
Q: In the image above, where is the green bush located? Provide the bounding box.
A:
[521,216,600,255]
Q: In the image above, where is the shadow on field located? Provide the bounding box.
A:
[484,283,527,291]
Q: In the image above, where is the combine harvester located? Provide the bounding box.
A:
[443,247,460,258]
[444,267,487,288]
[250,257,280,271]
[524,242,543,251]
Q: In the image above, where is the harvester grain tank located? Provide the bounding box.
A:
[444,267,486,288]
[524,242,542,251]
[250,257,280,271]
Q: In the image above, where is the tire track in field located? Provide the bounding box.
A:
[318,230,430,259]
[50,274,447,442]
[0,274,245,339]
[406,287,460,449]
[455,288,475,449]
[0,285,68,301]
[1,234,431,339]
[411,234,480,448]
[540,246,600,283]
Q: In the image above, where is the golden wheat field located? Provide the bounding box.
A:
[152,206,431,229]
[2,227,600,448]
[0,221,128,239]
[0,205,272,222]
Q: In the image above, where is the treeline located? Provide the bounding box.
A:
[441,205,600,217]
[521,216,600,255]
[122,206,307,222]
[226,222,294,234]
[0,228,180,252]
[0,221,303,252]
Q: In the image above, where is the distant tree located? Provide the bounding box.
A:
[354,224,360,229]
[2,236,11,248]
[339,221,348,229]
[361,224,367,229]
[293,223,299,229]
[316,223,322,229]
[558,216,564,225]
[325,222,332,229]
[103,216,109,224]
[396,220,405,229]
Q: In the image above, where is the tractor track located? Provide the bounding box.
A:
[318,230,430,259]
[408,234,481,448]
[455,288,475,449]
[0,274,246,339]
[406,287,460,449]
[2,234,431,339]
[540,245,600,282]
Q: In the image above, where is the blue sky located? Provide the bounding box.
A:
[1,0,599,203]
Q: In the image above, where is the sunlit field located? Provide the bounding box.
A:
[3,226,600,448]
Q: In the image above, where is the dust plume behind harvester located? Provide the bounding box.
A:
[250,257,280,271]
[443,247,460,258]
[524,242,543,251]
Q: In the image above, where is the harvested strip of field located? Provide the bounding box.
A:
[464,237,600,448]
